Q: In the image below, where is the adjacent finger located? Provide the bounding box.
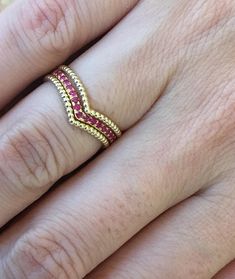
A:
[0,96,228,279]
[0,0,138,108]
[86,181,235,279]
[0,0,177,226]
[214,261,235,279]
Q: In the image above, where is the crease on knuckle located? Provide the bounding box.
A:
[180,0,234,41]
[201,77,235,149]
[16,0,78,57]
[178,68,235,160]
[195,187,235,254]
[167,0,235,66]
[197,182,235,224]
[45,211,98,277]
[0,115,61,191]
[1,260,21,279]
[5,232,61,279]
[5,223,86,279]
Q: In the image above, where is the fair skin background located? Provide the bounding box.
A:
[0,0,235,278]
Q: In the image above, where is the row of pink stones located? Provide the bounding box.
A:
[54,70,117,143]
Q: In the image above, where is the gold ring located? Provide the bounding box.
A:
[45,66,122,148]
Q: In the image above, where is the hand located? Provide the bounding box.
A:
[0,0,235,278]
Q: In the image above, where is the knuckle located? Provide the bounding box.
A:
[5,221,88,279]
[164,0,235,65]
[17,0,78,56]
[5,229,67,279]
[204,77,235,146]
[180,0,234,36]
[199,181,235,225]
[0,261,18,279]
[179,64,235,154]
[0,115,62,191]
[195,183,235,249]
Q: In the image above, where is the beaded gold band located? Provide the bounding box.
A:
[45,66,122,148]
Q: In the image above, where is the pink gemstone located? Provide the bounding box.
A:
[83,115,90,122]
[89,117,97,125]
[102,126,107,133]
[64,80,71,85]
[96,122,102,128]
[69,91,77,97]
[66,85,73,90]
[71,97,79,103]
[73,104,81,111]
[76,112,83,119]
[106,129,111,134]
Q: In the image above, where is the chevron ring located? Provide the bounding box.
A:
[45,65,122,148]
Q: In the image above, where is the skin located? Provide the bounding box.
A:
[0,0,235,278]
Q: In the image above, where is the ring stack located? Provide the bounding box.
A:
[45,65,122,148]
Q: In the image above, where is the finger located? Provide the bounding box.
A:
[0,0,138,108]
[214,261,235,279]
[1,0,235,276]
[0,0,176,226]
[0,94,230,279]
[85,181,235,279]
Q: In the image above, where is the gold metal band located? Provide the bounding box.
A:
[46,75,110,148]
[45,65,122,148]
[59,65,122,137]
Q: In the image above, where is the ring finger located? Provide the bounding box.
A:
[0,0,175,226]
